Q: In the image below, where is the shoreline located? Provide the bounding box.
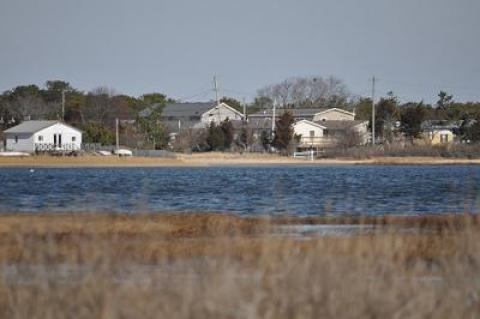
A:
[1,153,480,168]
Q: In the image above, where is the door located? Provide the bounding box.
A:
[53,134,62,147]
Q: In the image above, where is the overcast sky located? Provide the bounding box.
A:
[0,0,479,103]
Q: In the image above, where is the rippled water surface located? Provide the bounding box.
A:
[0,166,479,216]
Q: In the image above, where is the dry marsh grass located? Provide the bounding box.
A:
[0,213,479,318]
[2,153,480,168]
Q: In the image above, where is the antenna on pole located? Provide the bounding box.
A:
[371,76,376,145]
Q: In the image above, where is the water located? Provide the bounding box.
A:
[0,165,479,216]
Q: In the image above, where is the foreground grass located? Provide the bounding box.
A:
[0,213,479,318]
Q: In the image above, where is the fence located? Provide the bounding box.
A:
[132,150,176,158]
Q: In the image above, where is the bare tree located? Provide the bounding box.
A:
[85,87,116,125]
[335,128,363,148]
[257,76,350,108]
[6,95,49,120]
[171,128,208,153]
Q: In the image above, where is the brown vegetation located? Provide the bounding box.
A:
[3,152,480,168]
[0,213,479,318]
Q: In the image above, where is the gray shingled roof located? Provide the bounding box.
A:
[4,121,62,134]
[249,108,327,118]
[140,102,216,118]
[314,120,367,130]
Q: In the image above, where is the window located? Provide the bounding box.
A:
[309,130,315,138]
[38,135,43,142]
[440,134,449,143]
[72,136,76,142]
[14,135,18,143]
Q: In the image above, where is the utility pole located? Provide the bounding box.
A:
[371,76,376,145]
[242,98,247,122]
[213,76,219,105]
[271,99,276,140]
[61,89,66,121]
[115,118,120,152]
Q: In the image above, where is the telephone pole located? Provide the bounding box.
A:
[271,98,276,140]
[115,118,120,152]
[213,76,219,105]
[61,89,66,121]
[371,76,376,145]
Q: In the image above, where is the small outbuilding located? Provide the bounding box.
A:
[4,121,82,153]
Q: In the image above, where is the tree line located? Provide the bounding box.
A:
[2,78,480,150]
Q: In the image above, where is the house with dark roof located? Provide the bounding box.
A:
[421,120,462,145]
[140,101,245,132]
[4,121,82,153]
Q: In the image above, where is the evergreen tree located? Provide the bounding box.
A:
[272,111,294,153]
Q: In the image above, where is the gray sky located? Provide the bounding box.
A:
[1,0,479,103]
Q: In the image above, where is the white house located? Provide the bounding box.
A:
[200,102,245,125]
[293,119,368,149]
[4,121,82,153]
[293,120,327,147]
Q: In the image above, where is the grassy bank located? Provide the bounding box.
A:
[0,213,479,318]
[2,153,480,167]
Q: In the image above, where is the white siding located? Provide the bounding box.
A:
[293,121,326,146]
[5,123,82,153]
[200,103,245,125]
[34,123,82,151]
[5,133,35,152]
[352,122,369,145]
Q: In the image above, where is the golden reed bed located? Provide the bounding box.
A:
[0,213,479,318]
[1,153,480,167]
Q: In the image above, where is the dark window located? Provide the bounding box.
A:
[14,135,18,143]
[72,136,76,142]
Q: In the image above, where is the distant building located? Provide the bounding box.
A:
[293,119,368,149]
[4,121,82,153]
[249,107,355,122]
[140,102,245,132]
[421,120,461,145]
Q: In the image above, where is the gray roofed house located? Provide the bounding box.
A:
[139,102,216,119]
[314,120,367,131]
[4,120,82,134]
[249,108,327,120]
[4,120,83,153]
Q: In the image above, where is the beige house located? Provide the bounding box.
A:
[420,121,459,145]
[293,119,368,149]
[312,108,355,121]
[249,107,356,122]
[422,129,455,145]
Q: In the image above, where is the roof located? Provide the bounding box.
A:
[140,102,216,118]
[249,108,327,118]
[3,121,81,134]
[421,120,462,131]
[313,120,367,130]
[293,119,327,129]
[315,108,355,117]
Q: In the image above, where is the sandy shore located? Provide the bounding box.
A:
[0,152,480,167]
